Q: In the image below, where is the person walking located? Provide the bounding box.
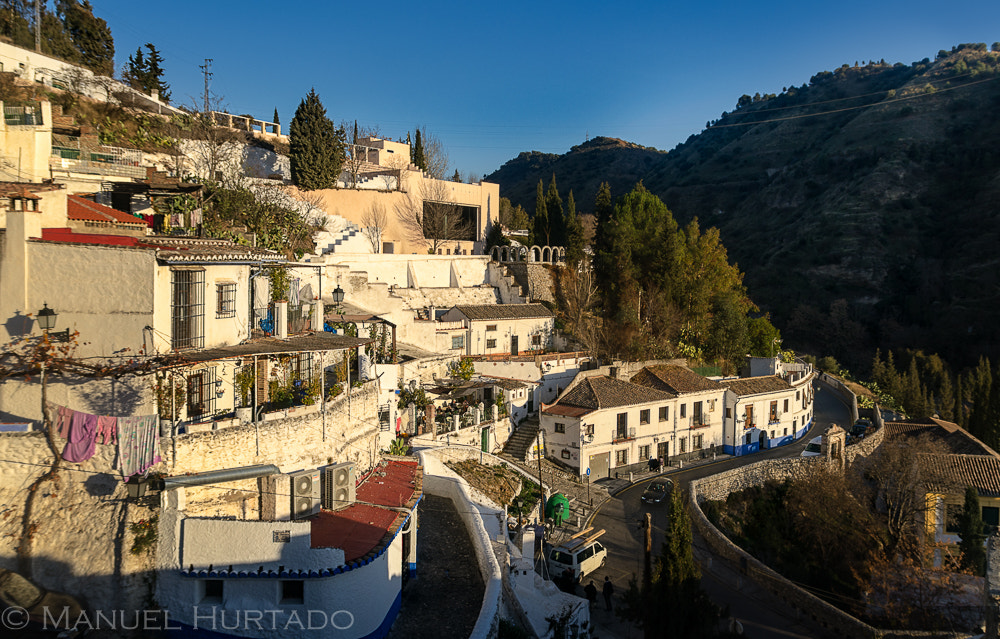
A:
[584,580,598,608]
[602,576,614,611]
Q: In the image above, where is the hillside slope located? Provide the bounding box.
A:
[487,45,1000,367]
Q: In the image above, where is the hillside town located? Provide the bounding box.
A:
[1,27,1000,639]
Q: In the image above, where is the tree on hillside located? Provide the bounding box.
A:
[545,174,565,246]
[705,290,749,374]
[532,179,549,246]
[124,43,170,101]
[498,197,530,232]
[564,189,585,266]
[56,0,114,75]
[272,107,279,125]
[395,180,472,253]
[289,89,345,191]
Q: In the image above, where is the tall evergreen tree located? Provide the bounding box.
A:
[564,190,585,266]
[532,179,549,246]
[545,174,565,246]
[958,485,986,575]
[412,129,427,171]
[272,108,279,125]
[56,0,114,75]
[142,43,169,101]
[289,89,345,191]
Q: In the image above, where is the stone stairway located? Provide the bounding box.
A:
[315,222,368,254]
[502,419,541,461]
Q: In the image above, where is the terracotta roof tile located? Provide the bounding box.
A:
[884,418,998,457]
[452,303,554,321]
[557,375,672,411]
[631,365,722,394]
[67,194,148,227]
[721,375,793,396]
[922,454,1000,497]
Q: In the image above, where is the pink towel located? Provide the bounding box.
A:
[96,415,117,445]
[62,411,98,462]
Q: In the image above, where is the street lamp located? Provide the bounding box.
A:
[36,303,69,342]
[331,285,345,315]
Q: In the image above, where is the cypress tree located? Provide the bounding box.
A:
[958,485,986,575]
[273,108,280,125]
[289,89,345,191]
[412,129,427,171]
[545,174,565,246]
[564,190,585,266]
[452,169,461,182]
[532,179,549,246]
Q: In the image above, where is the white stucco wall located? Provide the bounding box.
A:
[181,519,344,571]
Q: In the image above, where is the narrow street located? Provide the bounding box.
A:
[586,384,852,638]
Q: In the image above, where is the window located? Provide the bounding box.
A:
[640,409,650,425]
[693,435,703,450]
[659,406,668,421]
[561,449,571,460]
[616,413,628,440]
[486,324,497,332]
[281,580,304,605]
[726,407,732,419]
[769,401,778,422]
[796,390,800,400]
[216,282,236,318]
[486,339,497,349]
[555,423,566,433]
[679,437,687,453]
[172,269,204,349]
[585,424,595,436]
[201,579,223,604]
[531,334,541,346]
[639,445,650,461]
[186,368,216,418]
[291,353,313,384]
[680,404,687,418]
[692,401,703,426]
[984,506,1000,534]
[783,398,789,413]
[745,405,754,428]
[451,335,465,350]
[709,399,716,412]
[615,449,628,466]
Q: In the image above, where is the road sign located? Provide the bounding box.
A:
[586,468,591,476]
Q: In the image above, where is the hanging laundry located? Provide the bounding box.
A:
[55,405,72,439]
[62,411,99,463]
[190,207,202,226]
[96,415,117,445]
[117,415,161,478]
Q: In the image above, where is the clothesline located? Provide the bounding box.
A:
[48,402,161,479]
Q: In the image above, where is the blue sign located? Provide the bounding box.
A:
[586,468,591,476]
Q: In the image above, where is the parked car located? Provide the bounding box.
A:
[801,435,823,457]
[641,479,674,504]
[0,568,85,637]
[850,419,872,440]
[547,537,607,581]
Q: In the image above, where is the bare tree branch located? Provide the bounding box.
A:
[394,179,472,253]
[361,202,388,253]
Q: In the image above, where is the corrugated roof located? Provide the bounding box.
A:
[631,365,722,394]
[721,375,793,396]
[451,303,554,321]
[556,375,672,411]
[67,194,148,227]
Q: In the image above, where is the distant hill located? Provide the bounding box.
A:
[486,44,1000,368]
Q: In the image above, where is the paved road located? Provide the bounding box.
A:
[587,383,852,638]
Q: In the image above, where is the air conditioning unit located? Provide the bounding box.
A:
[628,427,636,439]
[289,469,320,519]
[322,462,356,511]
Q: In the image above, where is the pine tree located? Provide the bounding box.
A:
[273,108,280,125]
[545,174,565,246]
[564,190,585,266]
[532,179,549,246]
[412,129,427,171]
[289,89,345,191]
[56,0,114,75]
[452,169,461,182]
[958,486,986,575]
[142,43,169,102]
[125,47,145,90]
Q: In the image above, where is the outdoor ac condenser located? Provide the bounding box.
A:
[289,469,321,519]
[322,462,356,511]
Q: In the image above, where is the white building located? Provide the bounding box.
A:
[157,458,422,639]
[439,303,555,357]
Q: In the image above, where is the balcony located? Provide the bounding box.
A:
[691,418,710,429]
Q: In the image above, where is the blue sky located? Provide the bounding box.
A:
[95,0,1000,178]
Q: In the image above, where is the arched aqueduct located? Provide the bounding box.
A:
[489,245,565,264]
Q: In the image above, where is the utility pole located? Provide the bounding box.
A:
[643,511,652,639]
[199,59,213,114]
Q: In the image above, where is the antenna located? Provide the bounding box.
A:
[199,59,214,114]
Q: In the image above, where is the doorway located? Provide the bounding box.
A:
[511,335,519,356]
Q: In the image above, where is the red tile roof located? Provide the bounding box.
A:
[721,375,793,396]
[67,194,148,227]
[310,459,422,562]
[40,228,143,246]
[631,365,723,394]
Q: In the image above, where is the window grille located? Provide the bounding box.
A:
[216,282,236,318]
[172,269,204,349]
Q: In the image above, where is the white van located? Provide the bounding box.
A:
[547,537,607,580]
[801,435,822,457]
